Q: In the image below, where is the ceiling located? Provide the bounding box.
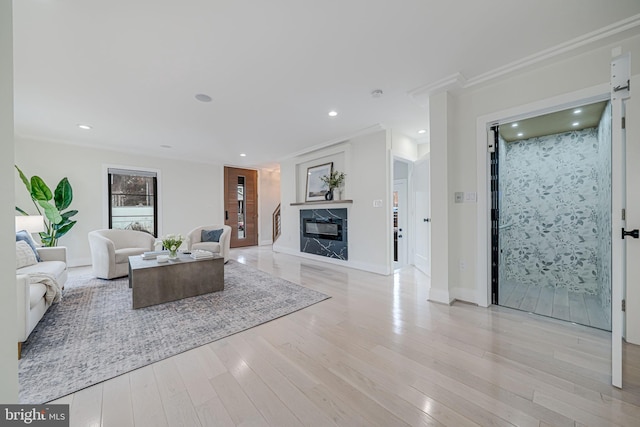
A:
[12,1,640,168]
[500,100,609,142]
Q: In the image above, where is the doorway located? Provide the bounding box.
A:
[393,179,408,267]
[413,154,431,276]
[492,100,612,330]
[224,167,258,248]
[393,159,411,268]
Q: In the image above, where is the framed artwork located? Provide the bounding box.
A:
[305,162,333,201]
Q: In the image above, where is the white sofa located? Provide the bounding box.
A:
[187,225,231,263]
[88,229,156,279]
[17,246,67,359]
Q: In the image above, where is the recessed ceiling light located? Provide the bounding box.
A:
[418,129,427,134]
[511,123,518,128]
[573,109,582,114]
[371,89,384,98]
[328,110,338,117]
[240,153,247,157]
[160,144,172,149]
[77,124,92,130]
[195,93,212,102]
[517,132,524,137]
[572,122,580,126]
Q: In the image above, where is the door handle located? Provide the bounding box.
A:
[622,228,639,239]
[225,210,229,221]
[423,218,431,222]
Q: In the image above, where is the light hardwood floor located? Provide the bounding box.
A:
[499,280,611,331]
[48,246,640,426]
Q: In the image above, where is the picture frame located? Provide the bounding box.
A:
[305,162,333,201]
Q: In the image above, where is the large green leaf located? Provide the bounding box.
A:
[54,178,73,210]
[15,165,31,193]
[39,233,54,247]
[53,220,76,238]
[31,176,53,201]
[37,200,62,224]
[61,210,78,220]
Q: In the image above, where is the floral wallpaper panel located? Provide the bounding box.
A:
[499,127,601,294]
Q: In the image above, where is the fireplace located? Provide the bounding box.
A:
[300,209,348,260]
[302,218,343,241]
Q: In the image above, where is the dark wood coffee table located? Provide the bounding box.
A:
[128,253,224,309]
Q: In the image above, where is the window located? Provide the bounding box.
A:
[237,175,245,239]
[108,168,158,237]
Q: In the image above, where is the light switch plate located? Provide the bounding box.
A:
[373,199,383,208]
[465,192,477,202]
[454,192,464,203]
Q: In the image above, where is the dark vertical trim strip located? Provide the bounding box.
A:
[152,176,158,238]
[490,126,500,305]
[107,172,113,229]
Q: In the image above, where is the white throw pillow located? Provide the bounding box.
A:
[16,240,38,269]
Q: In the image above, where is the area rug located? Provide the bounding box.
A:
[18,260,330,403]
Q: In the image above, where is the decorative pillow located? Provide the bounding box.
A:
[16,230,41,262]
[16,240,38,269]
[201,228,224,243]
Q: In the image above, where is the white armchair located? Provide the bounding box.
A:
[88,229,156,279]
[187,225,231,263]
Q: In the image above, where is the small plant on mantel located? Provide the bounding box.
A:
[320,170,346,200]
[320,170,346,191]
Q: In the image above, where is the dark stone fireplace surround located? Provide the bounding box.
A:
[299,208,348,260]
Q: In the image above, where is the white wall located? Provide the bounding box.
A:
[428,92,451,303]
[0,0,18,402]
[391,130,418,162]
[274,130,392,274]
[430,33,640,309]
[258,167,281,245]
[15,137,224,266]
[417,143,430,158]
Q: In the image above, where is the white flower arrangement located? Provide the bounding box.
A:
[161,233,184,256]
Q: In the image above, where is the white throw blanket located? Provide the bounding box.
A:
[28,273,62,304]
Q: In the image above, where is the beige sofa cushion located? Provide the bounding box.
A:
[17,260,67,282]
[29,282,47,309]
[16,241,38,269]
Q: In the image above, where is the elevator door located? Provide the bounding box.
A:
[493,100,612,332]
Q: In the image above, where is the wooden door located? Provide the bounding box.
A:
[225,167,258,247]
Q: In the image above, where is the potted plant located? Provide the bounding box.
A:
[320,170,346,200]
[15,165,78,247]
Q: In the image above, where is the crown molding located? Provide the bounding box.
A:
[282,124,386,161]
[408,73,467,106]
[408,14,640,100]
[466,13,640,87]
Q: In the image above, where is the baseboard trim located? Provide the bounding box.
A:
[68,257,91,268]
[450,287,479,305]
[428,288,453,305]
[259,239,273,246]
